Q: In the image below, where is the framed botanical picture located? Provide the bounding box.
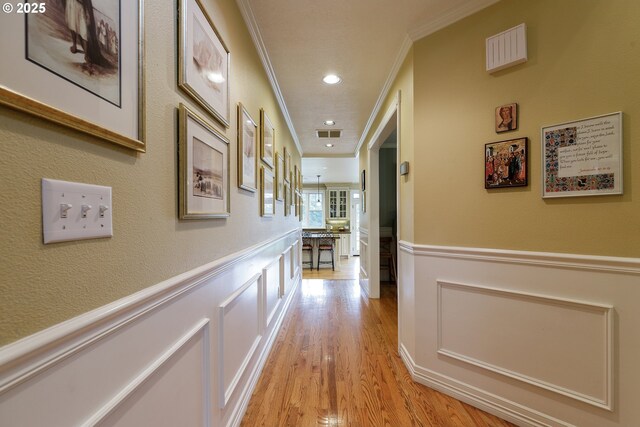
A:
[0,0,145,151]
[495,103,518,133]
[178,104,230,219]
[179,0,230,127]
[485,137,528,189]
[542,112,622,198]
[275,152,285,202]
[293,165,298,190]
[237,103,257,192]
[261,166,275,217]
[361,170,366,191]
[284,147,291,183]
[261,108,275,168]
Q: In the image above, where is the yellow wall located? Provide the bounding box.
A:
[0,0,301,346]
[413,0,640,257]
[360,47,414,242]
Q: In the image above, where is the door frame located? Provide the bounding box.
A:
[365,91,400,299]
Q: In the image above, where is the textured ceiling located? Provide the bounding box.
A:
[240,0,498,158]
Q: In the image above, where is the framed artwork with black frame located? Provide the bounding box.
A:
[485,137,528,189]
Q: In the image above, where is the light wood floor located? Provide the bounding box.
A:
[302,256,361,280]
[240,276,515,427]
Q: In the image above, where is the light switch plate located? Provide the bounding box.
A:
[42,178,113,244]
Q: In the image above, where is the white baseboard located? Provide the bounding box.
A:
[399,344,574,427]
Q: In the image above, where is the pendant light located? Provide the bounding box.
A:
[316,175,321,203]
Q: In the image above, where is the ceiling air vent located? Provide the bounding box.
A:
[316,130,342,138]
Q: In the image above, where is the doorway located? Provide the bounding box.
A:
[363,91,400,299]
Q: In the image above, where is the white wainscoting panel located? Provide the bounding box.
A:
[438,281,613,409]
[281,246,291,297]
[263,258,282,329]
[399,241,640,427]
[0,229,302,427]
[218,275,262,408]
[91,319,211,427]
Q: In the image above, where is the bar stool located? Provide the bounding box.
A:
[317,233,335,271]
[379,236,396,282]
[301,232,314,269]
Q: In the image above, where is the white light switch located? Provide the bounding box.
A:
[42,178,113,244]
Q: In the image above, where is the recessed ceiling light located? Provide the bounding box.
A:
[325,143,334,148]
[322,74,341,85]
[324,120,336,126]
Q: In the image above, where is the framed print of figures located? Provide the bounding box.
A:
[178,104,230,219]
[542,112,622,198]
[495,103,518,133]
[0,0,145,151]
[261,109,275,168]
[275,152,285,202]
[237,103,257,192]
[261,166,275,217]
[179,0,230,127]
[485,138,528,189]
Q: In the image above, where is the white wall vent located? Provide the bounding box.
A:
[316,130,342,138]
[486,23,527,73]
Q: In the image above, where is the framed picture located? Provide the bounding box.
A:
[284,182,291,216]
[362,191,366,213]
[275,152,285,202]
[178,104,230,219]
[485,137,528,189]
[495,103,518,133]
[260,109,275,168]
[542,112,622,198]
[0,0,145,151]
[284,148,291,183]
[261,166,275,217]
[361,170,366,191]
[293,165,298,190]
[178,0,230,127]
[237,103,257,192]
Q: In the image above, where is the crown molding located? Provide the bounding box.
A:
[408,0,500,41]
[235,0,304,156]
[354,34,412,155]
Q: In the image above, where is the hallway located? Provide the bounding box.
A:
[241,278,514,426]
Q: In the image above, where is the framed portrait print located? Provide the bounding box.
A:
[275,152,285,202]
[485,137,528,189]
[261,166,275,217]
[237,103,257,192]
[542,112,622,198]
[0,0,145,151]
[495,103,518,133]
[178,104,230,219]
[179,0,230,127]
[260,108,275,168]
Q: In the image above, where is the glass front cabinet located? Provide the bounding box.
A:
[327,189,349,219]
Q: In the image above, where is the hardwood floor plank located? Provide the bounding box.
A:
[240,277,515,427]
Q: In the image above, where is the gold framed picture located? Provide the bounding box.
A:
[261,166,275,217]
[178,0,230,127]
[0,0,145,151]
[237,103,257,192]
[260,108,275,168]
[178,104,230,219]
[275,152,285,202]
